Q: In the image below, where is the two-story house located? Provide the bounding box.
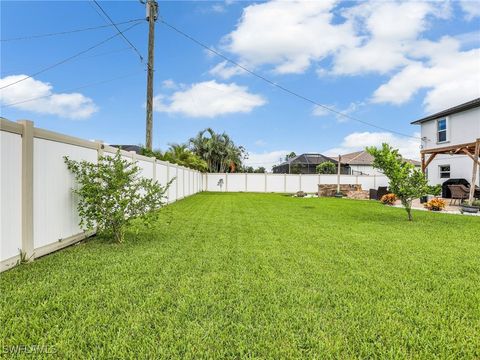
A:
[411,98,480,190]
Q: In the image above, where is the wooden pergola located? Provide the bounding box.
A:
[421,138,480,203]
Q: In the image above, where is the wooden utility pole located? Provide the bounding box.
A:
[145,0,158,150]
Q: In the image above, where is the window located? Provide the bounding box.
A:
[439,165,450,179]
[437,118,447,143]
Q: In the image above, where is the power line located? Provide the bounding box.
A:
[2,70,145,108]
[159,18,421,140]
[0,22,141,90]
[0,19,143,42]
[92,0,144,62]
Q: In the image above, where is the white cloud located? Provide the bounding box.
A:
[153,80,266,118]
[209,61,247,79]
[161,79,178,89]
[244,150,290,171]
[333,1,448,75]
[223,0,357,74]
[211,4,226,13]
[460,0,480,20]
[372,47,480,113]
[219,0,477,113]
[312,102,365,122]
[0,75,97,119]
[324,131,421,160]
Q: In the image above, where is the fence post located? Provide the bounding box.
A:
[18,120,34,260]
[94,140,104,160]
[299,173,302,192]
[284,173,287,193]
[176,165,179,200]
[182,168,185,198]
[265,173,267,192]
[225,172,229,192]
[151,157,157,182]
[373,174,376,189]
[245,173,248,192]
[166,162,170,202]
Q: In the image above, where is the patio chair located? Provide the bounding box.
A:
[448,185,469,205]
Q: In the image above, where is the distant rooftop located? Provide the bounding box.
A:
[333,150,421,166]
[411,98,480,125]
[275,153,338,167]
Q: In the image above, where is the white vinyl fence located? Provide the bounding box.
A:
[204,173,388,193]
[0,119,204,272]
[0,118,389,272]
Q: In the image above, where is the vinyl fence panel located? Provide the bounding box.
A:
[33,138,98,250]
[265,174,284,192]
[0,131,22,263]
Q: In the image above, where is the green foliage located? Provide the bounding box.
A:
[244,166,254,173]
[189,128,247,173]
[64,150,169,243]
[285,152,297,161]
[140,145,208,172]
[316,161,336,174]
[427,184,442,196]
[2,193,479,358]
[367,143,429,221]
[290,164,301,174]
[254,166,266,173]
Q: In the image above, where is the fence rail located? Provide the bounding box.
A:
[0,118,204,272]
[204,172,388,193]
[1,118,389,272]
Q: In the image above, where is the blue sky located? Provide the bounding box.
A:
[1,0,479,169]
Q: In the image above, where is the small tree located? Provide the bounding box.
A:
[64,150,170,243]
[254,166,266,173]
[367,144,429,221]
[316,161,336,174]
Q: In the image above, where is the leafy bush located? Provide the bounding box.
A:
[316,161,336,174]
[424,198,446,211]
[380,193,397,205]
[367,144,429,221]
[64,150,170,243]
[427,184,442,196]
[461,200,480,208]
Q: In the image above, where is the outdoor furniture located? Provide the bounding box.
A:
[448,185,469,205]
[442,178,470,198]
[377,187,389,200]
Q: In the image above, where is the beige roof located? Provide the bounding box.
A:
[334,150,421,166]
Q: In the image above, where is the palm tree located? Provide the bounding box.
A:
[189,128,246,173]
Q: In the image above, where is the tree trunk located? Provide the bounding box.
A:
[113,225,125,243]
[403,199,413,221]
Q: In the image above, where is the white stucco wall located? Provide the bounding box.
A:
[421,107,480,150]
[426,155,480,186]
[419,106,480,186]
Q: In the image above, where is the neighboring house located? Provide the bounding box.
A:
[272,153,345,174]
[411,98,480,186]
[333,150,421,176]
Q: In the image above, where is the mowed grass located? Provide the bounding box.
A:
[1,193,479,359]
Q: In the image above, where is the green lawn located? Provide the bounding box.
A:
[1,193,479,359]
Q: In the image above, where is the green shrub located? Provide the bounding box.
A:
[316,161,336,174]
[427,184,442,196]
[64,150,170,243]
